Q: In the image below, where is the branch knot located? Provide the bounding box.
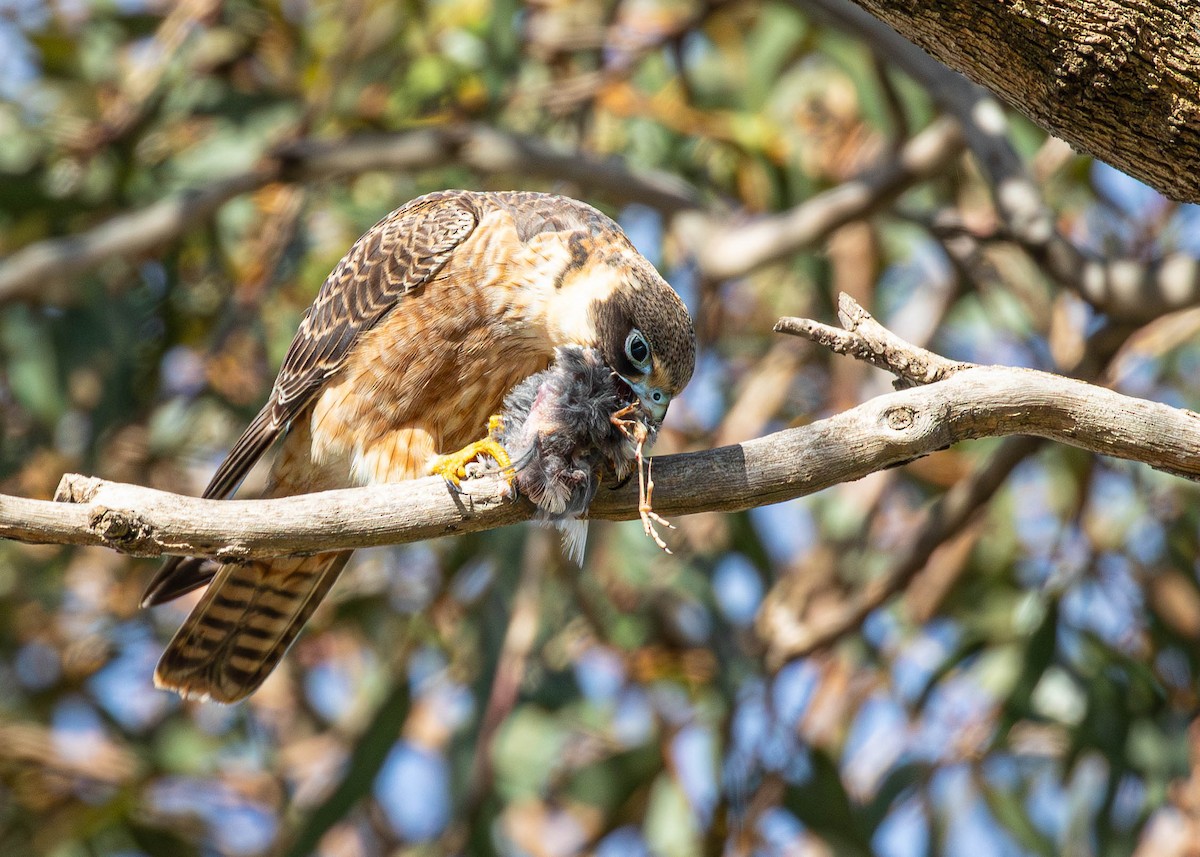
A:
[883,406,916,431]
[89,507,155,553]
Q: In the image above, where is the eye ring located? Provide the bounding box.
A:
[624,329,652,370]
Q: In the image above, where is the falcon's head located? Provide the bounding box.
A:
[515,193,695,425]
[583,257,696,427]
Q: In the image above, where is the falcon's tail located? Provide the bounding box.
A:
[153,551,351,703]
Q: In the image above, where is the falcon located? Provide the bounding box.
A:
[142,189,696,703]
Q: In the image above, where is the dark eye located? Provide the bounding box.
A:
[624,329,651,370]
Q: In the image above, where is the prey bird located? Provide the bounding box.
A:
[142,189,696,703]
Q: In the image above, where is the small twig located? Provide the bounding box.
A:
[775,293,971,387]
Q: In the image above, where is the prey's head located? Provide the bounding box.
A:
[588,258,696,426]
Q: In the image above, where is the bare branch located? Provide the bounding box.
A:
[0,170,276,304]
[0,118,966,309]
[775,292,969,386]
[840,0,1200,205]
[759,290,1142,662]
[275,124,703,216]
[5,296,1200,562]
[758,435,1041,666]
[796,0,1054,247]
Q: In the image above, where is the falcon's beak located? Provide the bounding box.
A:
[627,378,671,426]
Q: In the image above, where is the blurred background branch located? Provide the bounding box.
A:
[0,125,701,304]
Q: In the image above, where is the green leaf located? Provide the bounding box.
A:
[782,748,875,856]
[2,308,64,424]
[996,596,1060,742]
[281,677,411,857]
[861,761,928,831]
[565,744,662,817]
[644,773,700,857]
[978,778,1056,857]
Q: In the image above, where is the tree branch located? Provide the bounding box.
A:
[757,435,1043,666]
[0,124,701,304]
[0,170,276,304]
[274,124,702,216]
[800,0,1200,323]
[774,292,969,386]
[832,0,1200,204]
[796,0,1055,248]
[1,118,966,307]
[676,118,964,280]
[3,295,1199,561]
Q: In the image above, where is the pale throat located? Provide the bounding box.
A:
[487,231,628,349]
[544,263,627,347]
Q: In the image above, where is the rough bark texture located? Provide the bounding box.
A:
[851,0,1200,201]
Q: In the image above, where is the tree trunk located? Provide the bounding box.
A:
[850,0,1200,201]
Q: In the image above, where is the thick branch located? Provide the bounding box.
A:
[5,319,1200,559]
[803,0,1200,322]
[838,0,1200,203]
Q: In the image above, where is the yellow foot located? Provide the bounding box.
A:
[430,416,512,489]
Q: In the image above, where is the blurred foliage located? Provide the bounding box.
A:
[2,1,1200,856]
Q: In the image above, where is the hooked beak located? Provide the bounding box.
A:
[624,376,671,425]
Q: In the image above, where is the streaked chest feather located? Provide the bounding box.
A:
[304,269,558,480]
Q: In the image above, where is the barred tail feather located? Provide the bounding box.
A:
[153,551,351,703]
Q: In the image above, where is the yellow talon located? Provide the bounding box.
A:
[430,415,512,488]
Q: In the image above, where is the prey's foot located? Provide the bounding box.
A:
[430,416,513,490]
[610,403,640,439]
[608,405,673,553]
[638,456,674,554]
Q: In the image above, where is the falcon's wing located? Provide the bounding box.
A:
[267,192,479,432]
[141,191,479,607]
[214,190,478,501]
